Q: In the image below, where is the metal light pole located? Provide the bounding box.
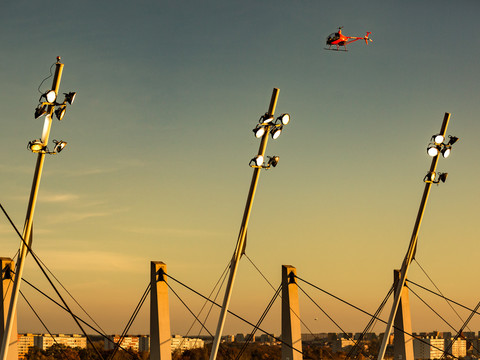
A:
[209,88,290,360]
[0,57,75,360]
[376,112,458,360]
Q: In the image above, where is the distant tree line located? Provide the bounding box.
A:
[24,341,369,360]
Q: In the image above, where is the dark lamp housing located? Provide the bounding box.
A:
[64,92,76,105]
[438,172,448,183]
[268,156,280,167]
[447,136,459,145]
[53,140,67,153]
[34,105,47,119]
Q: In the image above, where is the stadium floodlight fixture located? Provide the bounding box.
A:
[267,156,280,168]
[271,127,282,140]
[64,92,76,105]
[438,172,448,183]
[53,140,67,153]
[55,106,66,121]
[447,136,459,145]
[27,140,45,153]
[251,155,264,167]
[427,145,440,157]
[34,105,47,119]
[277,113,290,125]
[253,125,266,138]
[441,145,451,158]
[44,90,57,103]
[432,134,444,144]
[260,114,274,124]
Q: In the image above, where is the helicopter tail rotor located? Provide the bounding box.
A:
[364,32,372,45]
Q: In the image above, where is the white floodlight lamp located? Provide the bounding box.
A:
[433,134,444,144]
[254,155,264,166]
[441,146,451,158]
[55,106,66,121]
[261,114,274,124]
[271,127,282,140]
[427,145,440,157]
[278,113,290,125]
[45,90,57,103]
[253,126,266,138]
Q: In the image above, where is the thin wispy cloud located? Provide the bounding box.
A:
[45,211,110,224]
[0,164,33,175]
[122,226,225,238]
[71,167,119,176]
[40,193,80,203]
[60,159,146,178]
[37,250,145,274]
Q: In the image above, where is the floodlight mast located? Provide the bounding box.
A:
[0,59,64,360]
[376,112,451,360]
[209,88,280,360]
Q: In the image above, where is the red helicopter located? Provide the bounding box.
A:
[325,27,372,51]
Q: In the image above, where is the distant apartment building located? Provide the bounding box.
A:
[105,335,204,353]
[413,336,444,359]
[413,335,466,359]
[235,333,247,342]
[17,334,34,359]
[444,338,467,358]
[331,338,356,353]
[34,334,86,350]
[462,331,475,340]
[222,335,234,343]
[258,333,278,344]
[171,334,204,353]
[138,335,150,352]
[104,335,140,352]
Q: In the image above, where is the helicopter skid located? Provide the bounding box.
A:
[324,47,348,52]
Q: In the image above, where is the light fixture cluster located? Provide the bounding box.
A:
[426,134,459,158]
[423,171,448,184]
[252,113,290,139]
[30,86,76,155]
[27,139,67,154]
[34,90,76,121]
[249,113,290,169]
[423,133,459,184]
[249,155,280,169]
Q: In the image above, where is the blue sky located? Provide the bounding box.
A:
[1,0,480,336]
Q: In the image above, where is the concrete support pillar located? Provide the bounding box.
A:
[150,261,171,360]
[393,269,414,360]
[0,258,17,360]
[281,265,302,360]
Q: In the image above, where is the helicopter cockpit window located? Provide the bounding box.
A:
[327,33,340,42]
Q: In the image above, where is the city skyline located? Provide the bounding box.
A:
[2,0,480,338]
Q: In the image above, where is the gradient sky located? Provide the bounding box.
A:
[2,0,480,338]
